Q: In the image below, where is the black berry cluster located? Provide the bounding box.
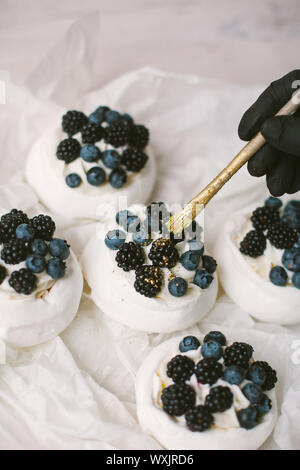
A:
[240,230,267,258]
[240,198,300,289]
[106,203,215,299]
[0,209,69,295]
[134,265,162,298]
[59,106,151,190]
[115,242,145,271]
[157,332,277,433]
[149,238,179,269]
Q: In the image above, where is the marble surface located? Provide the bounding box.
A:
[0,0,299,87]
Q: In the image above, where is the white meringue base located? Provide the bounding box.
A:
[0,251,83,348]
[25,126,156,220]
[136,337,277,450]
[214,205,300,325]
[82,236,218,333]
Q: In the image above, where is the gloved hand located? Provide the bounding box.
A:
[238,70,300,196]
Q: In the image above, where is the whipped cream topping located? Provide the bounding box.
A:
[136,336,277,450]
[214,203,300,324]
[25,126,156,220]
[82,203,218,333]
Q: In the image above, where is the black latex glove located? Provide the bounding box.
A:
[238,70,300,196]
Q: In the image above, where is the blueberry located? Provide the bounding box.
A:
[105,110,121,123]
[26,254,46,274]
[80,144,101,162]
[269,266,288,286]
[242,383,263,404]
[88,106,109,125]
[116,210,140,232]
[168,277,188,297]
[49,239,70,260]
[122,113,134,125]
[298,235,300,247]
[203,331,226,346]
[87,167,106,186]
[193,269,213,289]
[257,394,272,416]
[30,239,48,256]
[102,150,121,169]
[237,406,259,429]
[247,363,266,386]
[47,257,66,279]
[104,229,126,250]
[202,255,217,274]
[16,224,35,242]
[188,238,204,255]
[264,196,282,210]
[179,336,201,353]
[224,365,245,385]
[282,247,300,272]
[201,340,223,360]
[133,227,152,246]
[283,200,300,229]
[66,173,82,188]
[180,250,201,271]
[109,168,127,189]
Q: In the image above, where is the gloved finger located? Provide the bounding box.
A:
[287,161,300,194]
[261,115,300,157]
[266,154,297,197]
[238,70,300,141]
[247,144,281,177]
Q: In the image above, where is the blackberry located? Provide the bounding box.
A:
[1,239,28,264]
[56,138,81,164]
[166,355,195,383]
[0,264,7,284]
[205,386,233,413]
[30,215,56,241]
[267,222,297,249]
[9,268,37,295]
[134,265,162,297]
[161,383,195,416]
[247,361,277,391]
[185,406,213,432]
[81,123,103,144]
[240,230,266,258]
[129,124,149,150]
[62,110,88,136]
[195,358,223,385]
[224,342,254,369]
[149,238,179,269]
[250,206,280,232]
[0,209,29,243]
[104,120,130,147]
[121,147,148,172]
[115,242,144,271]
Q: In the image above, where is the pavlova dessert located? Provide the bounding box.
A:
[215,197,300,324]
[136,332,277,450]
[82,202,218,332]
[26,106,156,219]
[0,208,83,347]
